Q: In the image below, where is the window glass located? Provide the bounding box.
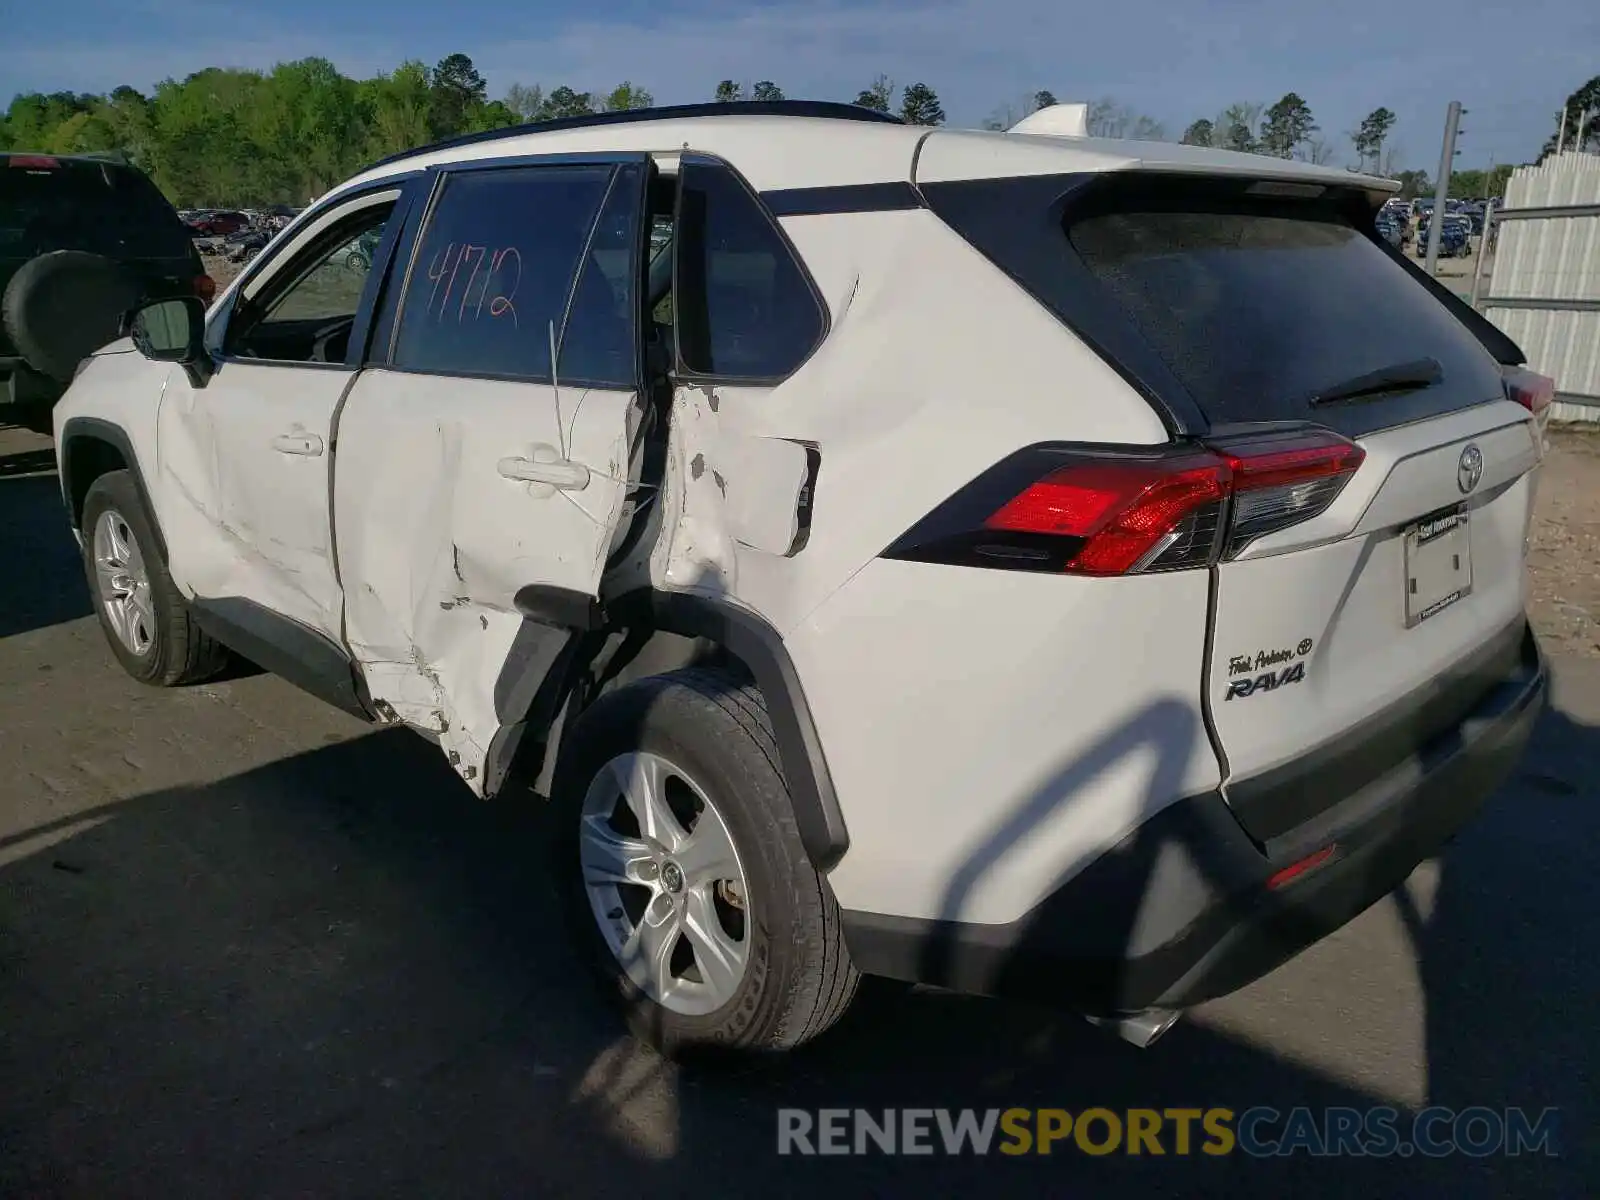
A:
[392,165,613,381]
[558,163,642,388]
[226,200,394,363]
[675,162,823,378]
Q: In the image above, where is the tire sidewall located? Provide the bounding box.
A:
[81,471,173,684]
[550,679,811,1056]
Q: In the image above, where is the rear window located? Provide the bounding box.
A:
[1066,205,1504,426]
[921,173,1509,435]
[0,159,192,260]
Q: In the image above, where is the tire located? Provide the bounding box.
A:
[551,667,859,1057]
[80,470,230,686]
[2,251,138,381]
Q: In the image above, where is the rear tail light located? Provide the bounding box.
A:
[194,274,216,303]
[7,155,60,169]
[884,429,1364,576]
[1503,365,1554,420]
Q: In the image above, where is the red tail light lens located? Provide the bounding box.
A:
[986,456,1229,575]
[1502,366,1554,417]
[883,429,1365,577]
[194,274,216,303]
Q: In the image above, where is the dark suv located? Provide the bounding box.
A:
[1,152,212,433]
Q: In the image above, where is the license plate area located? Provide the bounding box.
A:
[1404,508,1472,626]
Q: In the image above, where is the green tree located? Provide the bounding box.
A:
[899,83,945,126]
[1394,168,1431,199]
[543,86,595,118]
[1544,74,1600,157]
[1181,118,1214,146]
[1259,92,1317,158]
[854,75,895,113]
[751,80,784,102]
[1033,89,1058,111]
[714,80,744,103]
[504,83,546,121]
[1352,106,1397,173]
[429,52,488,138]
[603,82,654,112]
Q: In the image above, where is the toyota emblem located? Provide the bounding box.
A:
[1457,443,1483,494]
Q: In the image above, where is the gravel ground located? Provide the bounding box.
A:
[0,418,1593,1198]
[1528,425,1600,657]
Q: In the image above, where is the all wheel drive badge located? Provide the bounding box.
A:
[1457,443,1484,495]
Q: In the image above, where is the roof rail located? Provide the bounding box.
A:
[363,100,906,173]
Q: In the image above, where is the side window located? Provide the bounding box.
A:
[225,199,395,364]
[391,165,614,381]
[558,163,643,388]
[675,161,824,379]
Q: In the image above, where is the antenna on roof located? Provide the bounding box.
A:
[1007,103,1090,138]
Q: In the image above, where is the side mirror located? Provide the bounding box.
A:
[128,296,212,386]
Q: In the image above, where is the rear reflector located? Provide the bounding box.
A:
[885,429,1363,577]
[1267,845,1338,890]
[194,274,217,303]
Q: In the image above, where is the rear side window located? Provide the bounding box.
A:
[675,160,823,379]
[392,164,614,382]
[1067,206,1504,426]
[0,158,191,260]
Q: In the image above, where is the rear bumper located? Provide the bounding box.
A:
[842,621,1546,1015]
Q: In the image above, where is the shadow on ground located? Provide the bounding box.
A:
[0,447,91,641]
[0,697,1592,1198]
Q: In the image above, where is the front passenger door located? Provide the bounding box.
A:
[158,187,405,642]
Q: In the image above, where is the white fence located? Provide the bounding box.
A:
[1481,152,1600,423]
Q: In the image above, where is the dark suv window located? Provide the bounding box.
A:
[675,160,823,379]
[0,156,192,260]
[392,164,619,382]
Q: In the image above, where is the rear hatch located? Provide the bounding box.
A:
[0,155,200,359]
[924,168,1543,844]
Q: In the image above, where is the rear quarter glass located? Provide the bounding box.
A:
[922,173,1508,440]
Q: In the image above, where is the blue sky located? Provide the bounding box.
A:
[7,0,1596,170]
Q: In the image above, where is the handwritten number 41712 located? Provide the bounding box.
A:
[423,242,520,327]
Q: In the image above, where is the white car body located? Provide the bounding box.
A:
[55,103,1550,1035]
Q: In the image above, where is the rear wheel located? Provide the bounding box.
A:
[552,668,859,1056]
[81,470,229,686]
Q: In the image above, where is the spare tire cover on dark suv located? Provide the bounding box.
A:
[2,250,139,381]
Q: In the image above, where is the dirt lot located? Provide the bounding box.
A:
[0,421,1594,1197]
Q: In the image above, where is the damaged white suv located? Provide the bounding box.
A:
[56,100,1552,1055]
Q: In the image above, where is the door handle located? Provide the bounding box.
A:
[497,456,591,490]
[271,432,324,456]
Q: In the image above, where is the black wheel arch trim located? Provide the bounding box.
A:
[612,588,850,871]
[58,417,168,562]
[489,586,850,871]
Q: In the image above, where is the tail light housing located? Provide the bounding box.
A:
[193,273,216,303]
[884,429,1364,576]
[1502,365,1555,418]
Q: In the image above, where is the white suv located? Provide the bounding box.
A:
[54,101,1552,1055]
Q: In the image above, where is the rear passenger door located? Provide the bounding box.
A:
[333,156,651,794]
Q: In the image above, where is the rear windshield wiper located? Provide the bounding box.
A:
[1305,357,1443,407]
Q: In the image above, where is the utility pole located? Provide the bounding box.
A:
[1424,101,1463,277]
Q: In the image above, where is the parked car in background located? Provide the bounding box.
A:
[1,151,213,433]
[1417,213,1472,257]
[1375,210,1406,248]
[186,209,250,237]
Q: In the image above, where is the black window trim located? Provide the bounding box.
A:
[370,151,652,392]
[669,151,832,388]
[208,177,420,372]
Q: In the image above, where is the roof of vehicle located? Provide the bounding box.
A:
[330,100,1397,205]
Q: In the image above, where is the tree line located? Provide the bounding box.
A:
[2,52,1589,207]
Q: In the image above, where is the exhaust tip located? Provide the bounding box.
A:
[1084,1009,1183,1048]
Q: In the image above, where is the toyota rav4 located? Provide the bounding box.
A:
[53,100,1551,1056]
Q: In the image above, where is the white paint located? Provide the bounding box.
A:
[1209,402,1539,787]
[333,369,639,790]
